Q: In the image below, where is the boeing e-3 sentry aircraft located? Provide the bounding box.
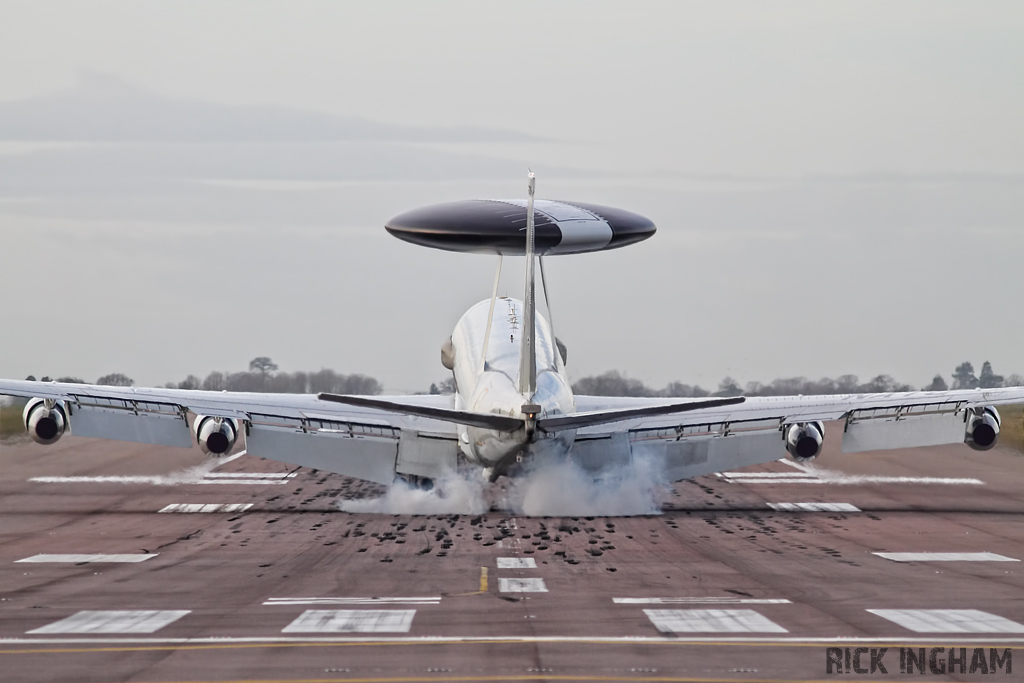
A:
[2,174,1022,490]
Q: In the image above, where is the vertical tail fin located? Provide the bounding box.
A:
[518,172,537,397]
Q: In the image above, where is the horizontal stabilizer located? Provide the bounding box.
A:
[317,393,525,432]
[538,396,745,432]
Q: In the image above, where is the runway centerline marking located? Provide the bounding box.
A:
[497,557,536,569]
[498,578,547,593]
[644,609,788,634]
[27,610,190,634]
[158,503,253,513]
[16,554,156,564]
[282,610,416,633]
[873,552,1018,562]
[615,598,791,605]
[767,502,860,512]
[868,609,1024,633]
[264,597,440,606]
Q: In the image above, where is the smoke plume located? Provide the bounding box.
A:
[338,455,667,516]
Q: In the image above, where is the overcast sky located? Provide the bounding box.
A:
[1,2,1022,392]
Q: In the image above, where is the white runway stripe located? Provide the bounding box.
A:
[615,598,791,605]
[720,475,982,485]
[28,610,190,634]
[768,502,861,512]
[32,476,176,484]
[499,578,547,593]
[644,609,788,633]
[874,552,1018,562]
[264,597,440,606]
[726,479,821,484]
[869,609,1024,634]
[16,554,156,564]
[282,610,416,633]
[497,557,537,569]
[721,472,820,478]
[719,462,982,486]
[203,472,296,479]
[30,476,288,486]
[158,503,253,513]
[195,479,289,485]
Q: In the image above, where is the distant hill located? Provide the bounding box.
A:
[0,72,538,143]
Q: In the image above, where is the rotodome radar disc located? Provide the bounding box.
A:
[385,199,656,255]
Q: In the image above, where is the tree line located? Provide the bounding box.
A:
[570,361,1023,398]
[25,357,382,395]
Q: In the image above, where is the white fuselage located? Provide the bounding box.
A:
[449,297,576,472]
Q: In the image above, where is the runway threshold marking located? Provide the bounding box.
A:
[281,610,416,634]
[159,503,253,513]
[27,610,190,635]
[873,552,1019,562]
[615,598,791,605]
[16,554,157,564]
[497,557,536,569]
[868,609,1024,634]
[644,609,788,634]
[767,503,860,512]
[498,578,547,593]
[264,598,440,606]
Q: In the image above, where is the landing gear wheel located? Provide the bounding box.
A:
[395,474,434,491]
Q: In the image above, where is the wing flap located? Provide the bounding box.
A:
[246,424,399,485]
[842,405,968,453]
[633,430,786,482]
[70,405,193,448]
[66,397,192,448]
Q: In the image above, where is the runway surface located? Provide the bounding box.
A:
[1,421,1023,682]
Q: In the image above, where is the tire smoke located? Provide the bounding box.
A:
[338,455,667,516]
[338,469,489,515]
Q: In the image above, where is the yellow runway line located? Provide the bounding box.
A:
[88,675,913,683]
[453,566,488,596]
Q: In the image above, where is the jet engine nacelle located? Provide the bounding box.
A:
[23,398,67,445]
[965,406,1000,452]
[785,421,824,461]
[441,336,455,371]
[193,415,239,456]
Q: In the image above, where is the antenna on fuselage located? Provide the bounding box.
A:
[478,253,503,374]
[538,253,561,370]
[517,171,537,397]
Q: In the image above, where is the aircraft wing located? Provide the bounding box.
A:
[570,388,1024,482]
[0,379,459,485]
